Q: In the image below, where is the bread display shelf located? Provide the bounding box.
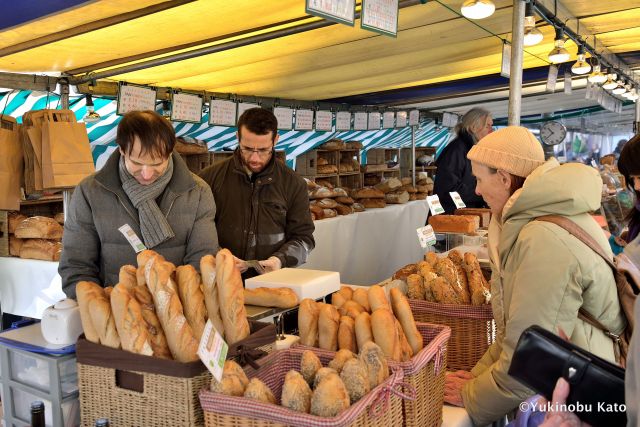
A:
[338,172,360,176]
[20,196,64,206]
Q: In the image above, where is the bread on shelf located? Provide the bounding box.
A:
[454,208,492,228]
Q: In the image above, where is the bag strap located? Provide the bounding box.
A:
[535,215,622,343]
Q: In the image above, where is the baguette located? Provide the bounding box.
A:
[338,286,354,301]
[435,258,470,304]
[299,299,321,347]
[136,250,166,287]
[200,255,226,338]
[463,252,491,305]
[176,265,208,340]
[86,285,121,349]
[352,288,370,312]
[370,308,399,361]
[406,274,424,300]
[448,250,471,303]
[318,304,340,351]
[76,281,102,343]
[119,265,138,289]
[354,312,374,350]
[338,300,365,319]
[395,318,413,362]
[110,284,153,356]
[131,284,172,359]
[338,316,357,353]
[390,288,424,355]
[368,285,390,312]
[331,292,348,309]
[243,287,299,308]
[216,249,250,345]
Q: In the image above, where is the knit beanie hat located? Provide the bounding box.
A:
[467,126,545,177]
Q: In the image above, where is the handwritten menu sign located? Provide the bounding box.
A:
[315,110,333,131]
[361,0,399,37]
[368,112,381,130]
[409,110,419,126]
[238,102,260,118]
[353,112,368,130]
[382,111,395,128]
[117,84,157,115]
[209,99,237,126]
[273,107,294,130]
[336,111,352,131]
[396,111,407,127]
[295,109,314,131]
[170,93,203,123]
[306,0,355,26]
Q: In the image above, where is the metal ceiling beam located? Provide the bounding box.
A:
[68,0,424,85]
[0,0,196,58]
[0,71,59,91]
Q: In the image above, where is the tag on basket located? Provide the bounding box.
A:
[426,195,445,216]
[416,225,437,248]
[449,192,466,209]
[198,320,228,382]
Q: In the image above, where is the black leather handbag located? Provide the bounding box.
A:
[508,325,626,426]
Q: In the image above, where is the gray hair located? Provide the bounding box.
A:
[454,107,492,138]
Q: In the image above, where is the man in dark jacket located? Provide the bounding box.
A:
[433,107,493,213]
[59,111,219,298]
[199,108,315,275]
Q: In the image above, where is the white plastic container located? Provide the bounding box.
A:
[245,268,340,301]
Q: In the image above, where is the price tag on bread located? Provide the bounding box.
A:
[198,319,229,382]
[426,195,445,216]
[416,225,437,248]
[449,192,466,209]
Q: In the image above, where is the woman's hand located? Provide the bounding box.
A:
[444,370,474,407]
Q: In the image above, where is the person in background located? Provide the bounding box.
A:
[614,138,628,159]
[198,108,315,277]
[59,111,219,298]
[433,107,493,213]
[617,134,640,243]
[443,126,625,426]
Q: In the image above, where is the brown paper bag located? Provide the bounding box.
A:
[0,115,23,210]
[21,110,47,193]
[41,110,95,189]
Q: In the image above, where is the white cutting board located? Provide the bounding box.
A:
[245,268,340,301]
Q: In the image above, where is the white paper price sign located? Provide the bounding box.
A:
[238,102,260,118]
[353,112,368,130]
[416,225,437,248]
[306,0,355,26]
[368,112,381,130]
[427,195,445,216]
[409,110,419,126]
[361,0,399,37]
[336,111,352,131]
[449,192,466,209]
[315,110,333,131]
[396,111,407,127]
[382,111,395,129]
[117,84,157,115]
[209,99,237,126]
[170,93,203,123]
[295,109,314,131]
[273,107,294,130]
[198,320,229,382]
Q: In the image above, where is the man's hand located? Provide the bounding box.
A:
[444,370,474,407]
[259,256,282,273]
[233,256,249,273]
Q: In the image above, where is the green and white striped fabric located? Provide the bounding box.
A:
[0,90,452,169]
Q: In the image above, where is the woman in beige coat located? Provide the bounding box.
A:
[443,126,625,426]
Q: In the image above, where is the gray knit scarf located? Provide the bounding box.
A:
[119,155,175,249]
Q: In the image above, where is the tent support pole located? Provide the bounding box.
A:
[411,125,416,187]
[635,101,640,135]
[59,80,74,221]
[508,0,525,126]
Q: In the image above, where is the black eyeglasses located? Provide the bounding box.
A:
[239,146,273,158]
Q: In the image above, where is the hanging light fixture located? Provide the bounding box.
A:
[602,73,618,90]
[523,2,543,46]
[548,27,570,64]
[612,80,627,95]
[629,88,639,102]
[83,94,100,123]
[571,45,591,74]
[621,83,632,98]
[460,0,495,19]
[588,64,607,84]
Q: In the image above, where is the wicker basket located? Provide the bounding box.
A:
[293,322,450,427]
[409,299,495,372]
[200,348,408,427]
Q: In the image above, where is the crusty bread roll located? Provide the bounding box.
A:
[200,254,226,338]
[352,187,385,199]
[392,263,418,281]
[385,190,410,204]
[244,378,276,404]
[301,350,322,386]
[335,196,354,205]
[328,349,355,373]
[368,285,390,312]
[334,204,354,215]
[131,284,172,359]
[299,299,321,347]
[340,358,370,404]
[338,286,353,301]
[337,316,357,353]
[435,257,470,304]
[354,312,373,351]
[176,265,207,340]
[9,236,23,257]
[370,308,399,361]
[76,281,102,344]
[54,212,64,225]
[110,284,153,356]
[118,265,138,289]
[315,198,338,209]
[406,274,424,300]
[359,198,386,209]
[8,212,27,234]
[428,214,479,234]
[210,360,249,396]
[375,178,402,194]
[318,304,340,351]
[243,287,299,308]
[352,203,365,212]
[309,204,324,220]
[282,370,312,413]
[390,288,424,355]
[313,367,338,390]
[358,341,389,389]
[15,216,63,240]
[424,252,439,267]
[145,259,199,362]
[352,289,370,312]
[216,249,250,345]
[310,373,351,417]
[322,208,337,218]
[86,283,121,349]
[331,292,348,309]
[19,239,61,261]
[338,300,364,319]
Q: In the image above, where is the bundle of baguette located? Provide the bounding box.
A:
[210,343,389,417]
[76,248,251,363]
[7,213,63,261]
[392,250,490,306]
[298,284,423,362]
[306,179,358,219]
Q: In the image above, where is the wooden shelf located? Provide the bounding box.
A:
[21,196,63,206]
[339,172,360,176]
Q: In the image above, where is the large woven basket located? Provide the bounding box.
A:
[409,299,494,372]
[293,322,450,427]
[199,348,408,427]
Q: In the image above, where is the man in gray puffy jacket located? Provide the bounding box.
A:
[59,110,219,298]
